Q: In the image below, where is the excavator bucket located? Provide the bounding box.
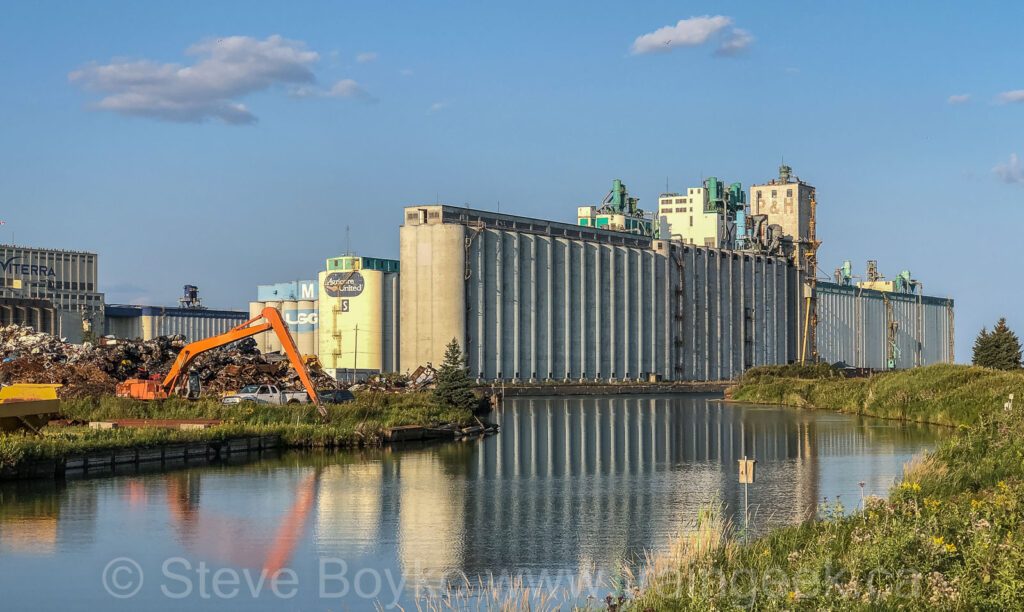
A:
[0,383,61,434]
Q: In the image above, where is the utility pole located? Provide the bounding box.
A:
[352,324,359,383]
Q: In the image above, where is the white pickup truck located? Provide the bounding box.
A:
[221,384,314,406]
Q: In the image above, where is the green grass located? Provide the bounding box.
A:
[629,364,1024,609]
[0,392,473,470]
[730,363,1024,427]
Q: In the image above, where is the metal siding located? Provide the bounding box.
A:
[815,282,953,369]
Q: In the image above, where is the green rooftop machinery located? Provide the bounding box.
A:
[703,177,746,216]
[834,260,853,286]
[894,270,914,294]
[600,179,639,215]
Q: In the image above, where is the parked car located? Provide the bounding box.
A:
[317,389,355,404]
[221,384,313,406]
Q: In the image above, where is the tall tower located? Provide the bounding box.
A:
[748,165,816,268]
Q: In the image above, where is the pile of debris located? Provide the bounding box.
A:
[0,325,335,399]
[349,364,437,393]
[0,325,92,362]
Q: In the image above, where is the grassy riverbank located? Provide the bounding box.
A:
[632,364,1024,609]
[0,393,473,470]
[729,363,1024,427]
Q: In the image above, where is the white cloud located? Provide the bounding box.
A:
[995,90,1024,104]
[356,52,378,63]
[326,79,369,98]
[631,15,751,56]
[715,28,753,56]
[428,102,447,113]
[68,35,319,124]
[290,78,372,100]
[947,93,970,104]
[399,68,414,76]
[993,154,1024,185]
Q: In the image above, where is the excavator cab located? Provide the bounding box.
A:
[184,372,201,400]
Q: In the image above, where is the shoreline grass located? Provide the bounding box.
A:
[0,392,474,471]
[631,363,1024,609]
[728,363,1024,427]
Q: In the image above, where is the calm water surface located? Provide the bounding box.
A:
[0,394,941,610]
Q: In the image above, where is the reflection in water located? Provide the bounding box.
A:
[0,395,940,610]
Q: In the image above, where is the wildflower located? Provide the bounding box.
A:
[788,591,796,600]
[763,549,770,557]
[945,543,957,553]
[998,480,1008,491]
[913,483,921,491]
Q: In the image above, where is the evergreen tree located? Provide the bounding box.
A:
[433,338,478,411]
[971,326,989,367]
[973,319,1023,370]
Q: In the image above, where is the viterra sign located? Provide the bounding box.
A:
[0,256,57,277]
[324,272,365,298]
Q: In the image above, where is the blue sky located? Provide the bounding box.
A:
[1,1,1021,361]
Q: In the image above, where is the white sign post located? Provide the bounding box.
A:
[738,456,756,537]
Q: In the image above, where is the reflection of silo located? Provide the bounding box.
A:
[264,301,283,353]
[315,462,384,557]
[249,302,266,353]
[396,452,464,582]
[297,299,315,356]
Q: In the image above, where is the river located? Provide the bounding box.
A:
[0,394,941,610]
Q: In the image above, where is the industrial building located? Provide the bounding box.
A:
[399,205,800,381]
[749,166,816,266]
[816,260,954,369]
[0,298,82,340]
[577,179,657,237]
[249,280,320,356]
[658,177,746,248]
[317,255,400,377]
[0,244,104,335]
[104,305,249,341]
[249,257,400,379]
[397,166,954,381]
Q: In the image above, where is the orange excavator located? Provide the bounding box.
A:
[115,306,327,420]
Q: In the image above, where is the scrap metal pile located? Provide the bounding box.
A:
[348,364,437,393]
[0,325,335,399]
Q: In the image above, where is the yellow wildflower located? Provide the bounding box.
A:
[912,483,921,491]
[998,481,1008,491]
[932,536,944,546]
[946,543,957,553]
[788,591,796,600]
[763,549,770,556]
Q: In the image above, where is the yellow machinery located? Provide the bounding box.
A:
[0,384,61,434]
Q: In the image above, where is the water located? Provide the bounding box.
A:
[0,394,941,610]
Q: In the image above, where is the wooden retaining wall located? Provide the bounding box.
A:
[0,435,281,482]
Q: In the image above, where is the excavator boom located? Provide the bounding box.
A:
[121,307,327,420]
